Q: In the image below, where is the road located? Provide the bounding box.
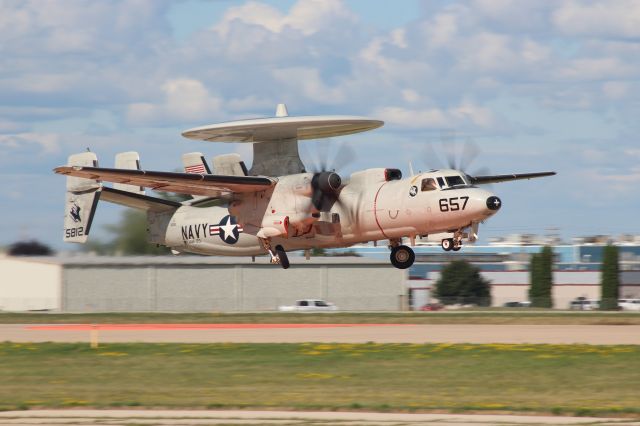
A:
[0,409,638,426]
[2,323,640,344]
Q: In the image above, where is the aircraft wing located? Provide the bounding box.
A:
[469,171,556,185]
[54,166,276,197]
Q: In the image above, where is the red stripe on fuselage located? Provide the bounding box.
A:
[373,182,389,239]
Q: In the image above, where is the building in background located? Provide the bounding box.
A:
[2,235,640,312]
[0,256,404,312]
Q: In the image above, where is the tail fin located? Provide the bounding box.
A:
[63,152,101,243]
[182,152,211,174]
[212,153,248,176]
[114,151,144,194]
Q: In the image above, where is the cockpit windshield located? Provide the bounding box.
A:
[445,175,467,187]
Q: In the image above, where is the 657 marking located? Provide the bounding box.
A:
[439,196,469,212]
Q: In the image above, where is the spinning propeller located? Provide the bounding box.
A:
[304,141,356,212]
[422,133,555,185]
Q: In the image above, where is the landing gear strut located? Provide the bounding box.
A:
[389,241,415,269]
[260,238,290,269]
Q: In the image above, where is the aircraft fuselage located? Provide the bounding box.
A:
[159,168,500,256]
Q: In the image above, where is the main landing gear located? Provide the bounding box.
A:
[260,238,290,269]
[388,240,415,269]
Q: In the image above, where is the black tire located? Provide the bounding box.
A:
[452,240,462,251]
[275,245,290,269]
[390,245,415,269]
[441,238,453,251]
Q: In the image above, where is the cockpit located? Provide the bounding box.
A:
[419,171,471,192]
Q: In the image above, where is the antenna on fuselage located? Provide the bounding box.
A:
[408,161,415,177]
[275,103,289,117]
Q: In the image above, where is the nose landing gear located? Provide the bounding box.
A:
[441,234,463,252]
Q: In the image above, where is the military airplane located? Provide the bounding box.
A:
[55,104,555,269]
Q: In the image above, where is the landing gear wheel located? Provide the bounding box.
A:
[390,245,415,269]
[275,245,290,269]
[441,238,453,251]
[452,240,462,252]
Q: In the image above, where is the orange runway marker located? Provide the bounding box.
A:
[27,323,415,331]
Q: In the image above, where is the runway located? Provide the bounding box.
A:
[3,323,640,344]
[0,409,638,426]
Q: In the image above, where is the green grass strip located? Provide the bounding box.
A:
[1,342,639,416]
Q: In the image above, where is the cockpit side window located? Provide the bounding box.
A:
[445,175,465,187]
[421,178,437,191]
[436,177,445,188]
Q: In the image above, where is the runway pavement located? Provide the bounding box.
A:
[2,323,640,344]
[0,410,638,426]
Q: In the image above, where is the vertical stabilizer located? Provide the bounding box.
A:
[211,153,248,176]
[64,152,101,243]
[182,152,211,174]
[114,151,144,194]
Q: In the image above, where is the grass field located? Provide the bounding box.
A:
[2,311,640,325]
[1,342,639,416]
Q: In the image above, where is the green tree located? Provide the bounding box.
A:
[528,252,542,305]
[85,209,170,255]
[529,246,553,308]
[8,240,54,256]
[600,244,620,310]
[434,260,491,306]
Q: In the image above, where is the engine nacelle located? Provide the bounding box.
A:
[349,168,402,187]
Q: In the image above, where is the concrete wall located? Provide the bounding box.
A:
[0,257,60,311]
[61,260,405,312]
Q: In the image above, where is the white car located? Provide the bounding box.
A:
[278,299,338,312]
[569,298,599,310]
[618,299,640,311]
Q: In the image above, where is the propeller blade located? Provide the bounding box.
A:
[331,142,356,173]
[422,141,444,170]
[459,138,480,173]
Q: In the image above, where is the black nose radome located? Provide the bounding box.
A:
[486,196,502,211]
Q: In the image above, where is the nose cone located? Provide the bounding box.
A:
[486,196,502,211]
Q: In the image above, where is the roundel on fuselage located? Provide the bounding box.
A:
[210,215,244,244]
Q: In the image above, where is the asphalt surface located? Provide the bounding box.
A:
[3,323,640,344]
[0,410,638,426]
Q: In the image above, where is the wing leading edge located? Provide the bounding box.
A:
[54,166,276,197]
[469,171,556,185]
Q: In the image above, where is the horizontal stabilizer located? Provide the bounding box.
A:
[469,171,556,185]
[54,166,276,197]
[101,187,181,212]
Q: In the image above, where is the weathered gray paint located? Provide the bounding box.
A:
[60,258,405,312]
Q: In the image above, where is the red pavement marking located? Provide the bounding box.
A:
[27,323,413,331]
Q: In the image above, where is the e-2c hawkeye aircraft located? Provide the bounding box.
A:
[55,104,555,269]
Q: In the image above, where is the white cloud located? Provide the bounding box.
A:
[375,101,495,130]
[0,133,60,154]
[553,0,640,38]
[214,0,355,37]
[271,67,346,104]
[602,81,628,100]
[557,57,632,81]
[127,78,223,125]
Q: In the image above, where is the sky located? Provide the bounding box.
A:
[1,0,639,251]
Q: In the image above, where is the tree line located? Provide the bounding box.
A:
[434,244,620,310]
